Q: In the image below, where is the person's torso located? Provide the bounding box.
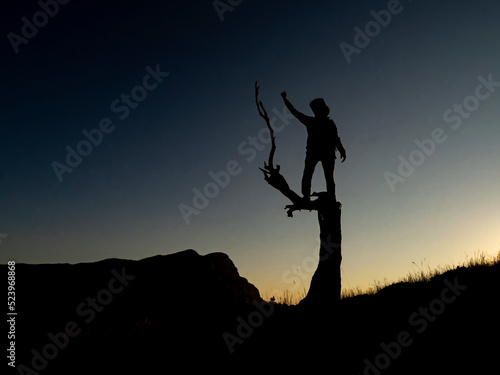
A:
[305,117,337,154]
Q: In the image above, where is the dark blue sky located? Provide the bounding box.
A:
[2,0,499,296]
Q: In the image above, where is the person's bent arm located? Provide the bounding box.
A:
[331,119,346,162]
[337,141,346,163]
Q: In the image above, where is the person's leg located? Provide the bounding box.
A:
[302,154,318,199]
[321,156,336,200]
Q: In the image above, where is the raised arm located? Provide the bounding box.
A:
[281,92,309,124]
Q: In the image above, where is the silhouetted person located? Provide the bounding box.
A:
[281,92,346,201]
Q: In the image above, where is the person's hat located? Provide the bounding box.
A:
[309,98,330,117]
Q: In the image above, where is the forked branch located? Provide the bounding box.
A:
[255,81,277,172]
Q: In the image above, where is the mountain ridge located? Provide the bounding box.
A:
[5,249,260,374]
[4,250,499,374]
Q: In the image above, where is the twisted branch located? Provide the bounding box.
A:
[255,81,277,172]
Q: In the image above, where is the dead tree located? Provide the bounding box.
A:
[255,82,342,305]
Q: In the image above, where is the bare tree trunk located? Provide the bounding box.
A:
[305,195,342,305]
[255,83,342,306]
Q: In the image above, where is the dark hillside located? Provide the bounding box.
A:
[5,250,260,374]
[237,262,500,374]
[4,251,499,374]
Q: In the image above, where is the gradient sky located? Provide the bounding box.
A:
[2,0,499,299]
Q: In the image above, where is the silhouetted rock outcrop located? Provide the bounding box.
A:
[5,250,261,374]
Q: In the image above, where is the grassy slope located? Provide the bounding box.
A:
[235,252,500,374]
